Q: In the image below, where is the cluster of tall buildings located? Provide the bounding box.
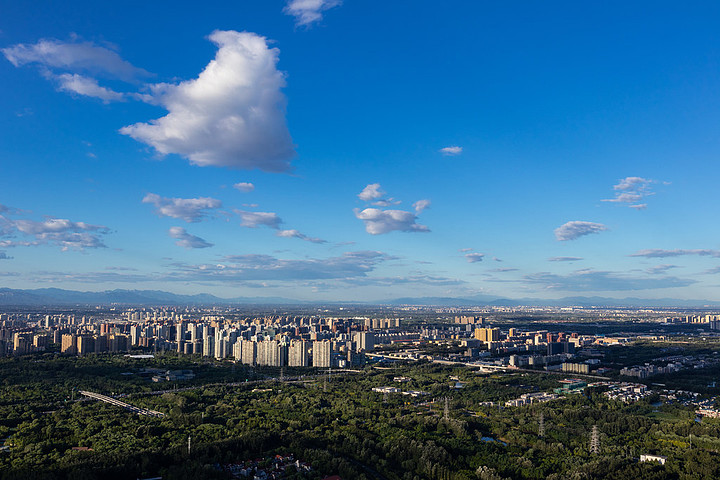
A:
[0,310,392,368]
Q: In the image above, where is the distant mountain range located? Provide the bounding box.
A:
[0,288,303,306]
[0,287,718,308]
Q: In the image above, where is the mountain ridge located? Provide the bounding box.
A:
[0,287,718,308]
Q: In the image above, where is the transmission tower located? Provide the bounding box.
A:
[538,413,545,438]
[280,367,284,382]
[589,425,600,454]
[444,397,450,420]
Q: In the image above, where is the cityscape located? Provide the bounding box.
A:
[3,1,720,479]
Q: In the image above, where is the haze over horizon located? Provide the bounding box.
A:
[2,1,720,302]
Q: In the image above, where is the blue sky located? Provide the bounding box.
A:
[2,0,720,301]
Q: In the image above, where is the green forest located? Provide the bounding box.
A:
[0,353,719,480]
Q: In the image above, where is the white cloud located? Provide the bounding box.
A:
[602,176,656,209]
[4,217,109,251]
[234,208,322,241]
[284,0,342,27]
[440,146,462,156]
[372,198,401,207]
[646,264,679,275]
[2,38,149,80]
[55,73,125,103]
[523,269,694,291]
[358,183,384,201]
[413,199,431,213]
[459,247,474,252]
[354,208,429,235]
[548,256,584,262]
[630,249,720,258]
[170,250,388,282]
[554,221,607,241]
[615,177,651,191]
[168,227,213,249]
[604,192,642,203]
[355,184,430,235]
[276,229,326,243]
[233,182,255,193]
[236,210,282,229]
[120,30,295,172]
[142,193,222,222]
[465,253,485,263]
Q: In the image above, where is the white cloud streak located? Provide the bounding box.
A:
[284,0,342,27]
[171,250,388,282]
[602,176,656,209]
[55,73,125,103]
[142,193,222,222]
[548,256,584,262]
[236,210,282,229]
[413,199,431,213]
[440,146,462,156]
[630,249,720,258]
[168,227,213,249]
[523,269,695,291]
[120,30,295,172]
[2,38,149,80]
[554,221,607,241]
[233,182,255,193]
[276,229,326,243]
[465,253,485,263]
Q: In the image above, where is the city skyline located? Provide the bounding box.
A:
[2,1,720,302]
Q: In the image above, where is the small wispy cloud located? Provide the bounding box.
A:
[465,252,485,263]
[554,221,607,241]
[168,227,213,249]
[284,0,342,27]
[413,199,431,213]
[2,37,150,81]
[523,269,695,292]
[548,256,584,262]
[236,210,282,229]
[602,176,658,209]
[646,264,679,275]
[440,146,462,156]
[233,182,255,193]
[142,193,222,222]
[630,249,720,258]
[55,73,125,103]
[235,209,325,243]
[276,229,326,243]
[358,183,384,202]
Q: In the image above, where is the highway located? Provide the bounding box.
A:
[79,390,165,417]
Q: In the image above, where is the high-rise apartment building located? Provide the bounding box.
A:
[313,340,331,368]
[289,339,309,367]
